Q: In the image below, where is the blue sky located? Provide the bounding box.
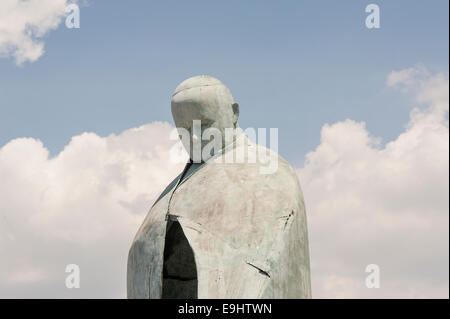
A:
[1,0,448,165]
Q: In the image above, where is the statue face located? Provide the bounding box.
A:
[171,76,239,161]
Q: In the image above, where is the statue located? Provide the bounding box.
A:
[127,75,311,298]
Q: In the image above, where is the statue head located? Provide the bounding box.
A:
[171,75,240,161]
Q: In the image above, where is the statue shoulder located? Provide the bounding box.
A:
[151,170,183,208]
[238,138,303,200]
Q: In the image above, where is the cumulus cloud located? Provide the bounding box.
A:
[386,65,429,89]
[298,67,449,298]
[0,0,74,65]
[0,122,183,297]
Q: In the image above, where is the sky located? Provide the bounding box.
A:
[0,0,448,298]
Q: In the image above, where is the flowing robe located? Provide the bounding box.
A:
[127,132,311,298]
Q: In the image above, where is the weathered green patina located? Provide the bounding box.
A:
[127,76,311,298]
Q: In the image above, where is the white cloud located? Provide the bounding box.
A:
[0,122,183,297]
[386,65,429,89]
[0,0,73,65]
[298,67,449,298]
